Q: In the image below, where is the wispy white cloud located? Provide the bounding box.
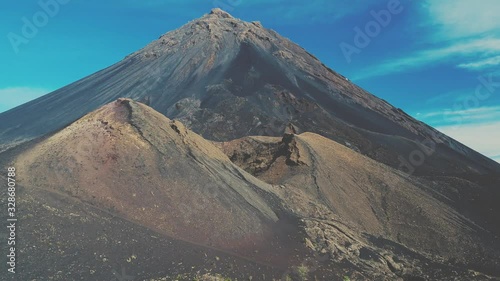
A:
[437,121,500,163]
[353,0,500,81]
[419,105,500,162]
[424,0,500,39]
[352,37,500,81]
[0,87,50,113]
[416,105,500,127]
[457,56,500,70]
[427,0,500,73]
[420,105,500,118]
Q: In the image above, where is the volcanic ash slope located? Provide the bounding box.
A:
[218,133,500,279]
[14,98,305,263]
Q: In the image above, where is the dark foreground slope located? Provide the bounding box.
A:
[0,9,498,181]
[0,99,318,280]
[0,182,287,281]
[1,100,499,280]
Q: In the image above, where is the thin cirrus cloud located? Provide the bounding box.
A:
[0,87,50,113]
[457,56,500,70]
[416,105,500,163]
[417,105,500,126]
[353,38,500,81]
[352,0,500,81]
[425,0,500,39]
[437,121,500,163]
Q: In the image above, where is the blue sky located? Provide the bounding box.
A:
[1,0,499,162]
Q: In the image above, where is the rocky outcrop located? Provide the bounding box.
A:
[219,132,500,280]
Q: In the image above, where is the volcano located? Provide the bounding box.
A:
[1,9,498,176]
[1,8,500,281]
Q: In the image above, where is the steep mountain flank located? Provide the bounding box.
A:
[218,133,500,279]
[0,9,498,179]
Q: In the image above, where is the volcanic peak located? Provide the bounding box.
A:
[209,8,234,18]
